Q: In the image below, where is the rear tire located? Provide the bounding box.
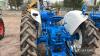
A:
[76,19,100,56]
[20,14,41,56]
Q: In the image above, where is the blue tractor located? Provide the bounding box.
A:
[90,8,100,28]
[82,3,100,29]
[21,0,100,56]
[36,9,100,56]
[37,10,76,56]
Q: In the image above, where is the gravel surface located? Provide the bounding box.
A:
[0,11,21,56]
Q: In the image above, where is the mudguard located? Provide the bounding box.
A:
[63,10,88,35]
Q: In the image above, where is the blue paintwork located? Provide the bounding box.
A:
[82,4,100,28]
[90,11,100,28]
[36,9,77,56]
[82,3,87,15]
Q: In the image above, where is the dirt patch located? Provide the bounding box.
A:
[0,11,21,56]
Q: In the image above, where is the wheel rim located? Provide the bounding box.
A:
[73,29,82,52]
[0,20,4,37]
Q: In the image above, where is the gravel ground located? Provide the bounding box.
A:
[0,11,21,56]
[94,40,100,56]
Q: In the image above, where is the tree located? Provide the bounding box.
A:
[97,1,100,6]
[8,0,23,10]
[64,0,84,9]
[16,0,23,10]
[8,0,15,9]
[64,0,72,7]
[54,2,63,8]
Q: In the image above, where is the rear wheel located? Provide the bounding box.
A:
[74,19,100,56]
[20,14,41,56]
[72,29,82,53]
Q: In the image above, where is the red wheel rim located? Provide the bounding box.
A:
[0,21,4,36]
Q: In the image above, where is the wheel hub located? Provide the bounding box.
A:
[73,30,82,52]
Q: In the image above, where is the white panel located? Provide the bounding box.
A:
[63,10,88,35]
[31,9,42,24]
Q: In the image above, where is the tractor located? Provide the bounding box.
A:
[82,1,100,29]
[90,7,100,28]
[20,0,100,56]
[0,0,5,40]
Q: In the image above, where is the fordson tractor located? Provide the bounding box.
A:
[20,0,100,56]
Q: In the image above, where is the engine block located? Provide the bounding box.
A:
[36,10,76,56]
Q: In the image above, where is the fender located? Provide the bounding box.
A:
[63,10,88,35]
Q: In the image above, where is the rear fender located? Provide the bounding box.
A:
[63,10,88,35]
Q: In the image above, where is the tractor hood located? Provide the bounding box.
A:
[63,10,88,35]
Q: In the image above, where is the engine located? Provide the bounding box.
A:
[37,10,76,56]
